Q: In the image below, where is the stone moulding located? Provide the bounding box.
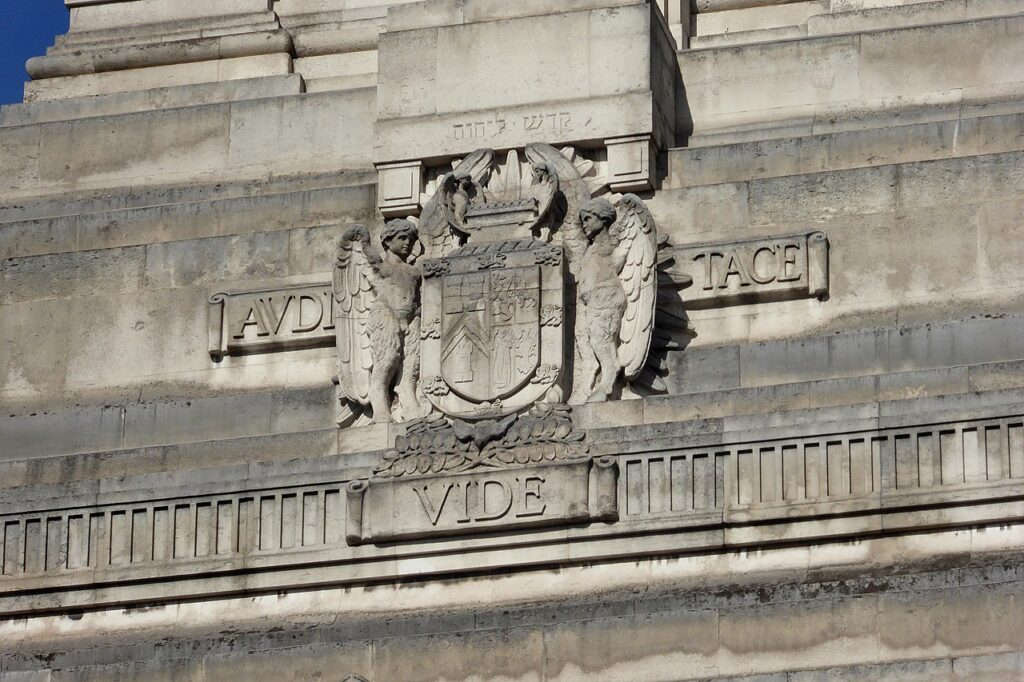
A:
[208,281,335,360]
[666,230,829,309]
[345,457,618,545]
[3,411,1023,614]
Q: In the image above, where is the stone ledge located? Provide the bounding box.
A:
[670,109,1024,187]
[0,74,305,129]
[1,542,1022,678]
[0,409,1023,616]
[27,30,294,79]
[679,14,1024,145]
[2,317,1023,467]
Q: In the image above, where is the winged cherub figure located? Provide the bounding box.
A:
[567,196,658,404]
[418,148,494,259]
[333,220,428,424]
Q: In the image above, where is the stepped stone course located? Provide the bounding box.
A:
[1,0,1023,678]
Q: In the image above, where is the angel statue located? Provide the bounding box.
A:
[567,196,658,404]
[333,220,429,425]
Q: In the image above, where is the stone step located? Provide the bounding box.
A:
[680,14,1024,146]
[3,315,1022,468]
[0,75,304,129]
[670,108,1024,187]
[688,0,1024,48]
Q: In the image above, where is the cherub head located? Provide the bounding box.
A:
[578,198,616,241]
[452,170,474,193]
[531,161,553,184]
[380,219,419,261]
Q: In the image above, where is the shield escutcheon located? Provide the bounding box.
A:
[420,240,565,417]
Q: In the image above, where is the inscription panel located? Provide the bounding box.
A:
[208,282,333,359]
[666,231,829,309]
[345,458,618,545]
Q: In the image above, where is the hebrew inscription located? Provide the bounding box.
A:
[345,457,617,544]
[208,283,334,359]
[665,231,829,309]
[452,111,571,141]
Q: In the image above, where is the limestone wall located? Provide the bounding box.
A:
[1,0,1024,678]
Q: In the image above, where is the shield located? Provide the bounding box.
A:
[420,240,565,417]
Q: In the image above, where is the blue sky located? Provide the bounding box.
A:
[1,3,69,105]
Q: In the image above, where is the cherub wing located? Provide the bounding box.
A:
[612,194,659,380]
[418,149,494,259]
[529,164,559,225]
[333,227,375,405]
[456,147,495,188]
[418,173,460,259]
[525,143,590,266]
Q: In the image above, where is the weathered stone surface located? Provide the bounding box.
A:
[2,0,1024,676]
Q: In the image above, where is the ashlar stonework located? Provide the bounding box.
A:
[2,0,1024,679]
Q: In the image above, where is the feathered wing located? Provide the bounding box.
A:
[613,194,658,380]
[529,167,558,225]
[418,149,494,259]
[333,232,375,406]
[524,143,590,268]
[418,173,459,259]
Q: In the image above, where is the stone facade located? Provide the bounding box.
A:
[2,0,1024,679]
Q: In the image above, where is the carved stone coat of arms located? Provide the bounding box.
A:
[331,141,694,545]
[420,239,565,417]
[332,141,691,427]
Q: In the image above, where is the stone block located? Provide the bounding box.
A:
[143,231,291,289]
[0,125,41,195]
[605,134,656,192]
[294,50,378,81]
[0,76,303,128]
[952,651,1024,679]
[2,246,147,305]
[201,641,372,682]
[858,16,1024,101]
[25,54,292,102]
[876,583,1024,659]
[647,181,750,243]
[227,89,376,172]
[747,165,897,227]
[896,151,1024,211]
[0,299,72,398]
[287,224,349,276]
[887,315,1024,374]
[809,0,1024,37]
[664,345,742,394]
[669,112,1024,189]
[542,610,720,681]
[122,393,272,449]
[48,658,204,682]
[376,2,673,161]
[0,405,123,462]
[679,34,861,135]
[371,626,545,681]
[0,215,78,261]
[36,105,231,189]
[63,287,211,388]
[304,72,378,92]
[291,25,381,57]
[789,658,956,681]
[270,385,335,434]
[695,0,821,36]
[67,0,273,33]
[76,184,368,258]
[376,160,424,216]
[717,596,879,675]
